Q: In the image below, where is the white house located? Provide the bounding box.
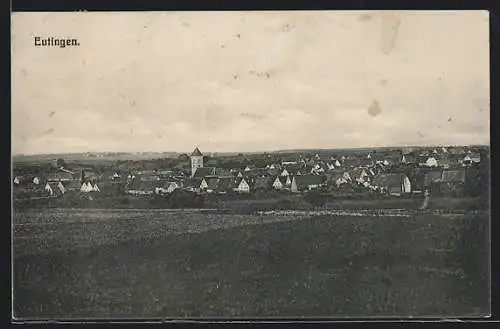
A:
[57,182,66,194]
[33,177,40,185]
[44,182,53,195]
[45,182,64,196]
[80,181,95,193]
[235,178,250,193]
[272,176,284,190]
[425,157,439,167]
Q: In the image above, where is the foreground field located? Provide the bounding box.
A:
[13,209,489,319]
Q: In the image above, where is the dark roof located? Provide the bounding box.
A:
[424,171,443,187]
[186,178,203,188]
[244,168,268,177]
[372,173,407,188]
[254,176,272,189]
[216,177,234,191]
[125,180,157,191]
[191,147,203,156]
[193,167,215,178]
[282,164,303,175]
[327,171,345,181]
[61,180,82,190]
[203,177,220,190]
[193,167,231,178]
[293,174,325,189]
[441,170,466,183]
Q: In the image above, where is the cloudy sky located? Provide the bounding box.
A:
[11,11,489,155]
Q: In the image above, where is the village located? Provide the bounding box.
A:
[12,145,488,208]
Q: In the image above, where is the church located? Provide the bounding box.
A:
[190,147,204,178]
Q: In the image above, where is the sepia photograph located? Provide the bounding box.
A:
[11,10,490,320]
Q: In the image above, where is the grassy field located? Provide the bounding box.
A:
[13,209,490,319]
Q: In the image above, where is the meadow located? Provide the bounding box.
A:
[13,209,490,319]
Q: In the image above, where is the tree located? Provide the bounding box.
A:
[303,190,327,209]
[56,158,66,168]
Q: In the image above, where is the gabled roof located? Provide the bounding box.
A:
[350,168,368,178]
[193,167,215,178]
[191,147,203,156]
[372,173,407,188]
[193,167,231,178]
[235,177,252,187]
[293,174,325,189]
[186,178,203,188]
[203,176,220,190]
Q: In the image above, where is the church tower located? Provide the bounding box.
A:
[191,147,204,178]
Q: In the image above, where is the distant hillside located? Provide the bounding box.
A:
[12,152,182,163]
[12,144,489,164]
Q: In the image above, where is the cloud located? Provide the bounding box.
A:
[11,11,489,154]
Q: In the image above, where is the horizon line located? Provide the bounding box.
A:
[12,143,490,157]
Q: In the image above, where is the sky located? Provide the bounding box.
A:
[11,11,490,155]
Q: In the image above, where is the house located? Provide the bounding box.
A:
[424,157,439,167]
[441,169,466,183]
[46,168,78,182]
[235,177,251,193]
[350,168,369,183]
[185,178,204,193]
[254,176,272,191]
[125,180,157,195]
[244,164,256,172]
[80,181,95,193]
[280,165,302,177]
[201,176,219,193]
[61,180,83,192]
[272,176,287,190]
[81,169,100,181]
[13,176,23,185]
[291,175,325,193]
[156,181,179,194]
[439,169,466,194]
[193,167,215,179]
[424,171,443,188]
[45,182,65,196]
[310,163,328,174]
[327,172,350,188]
[193,167,232,179]
[462,153,481,165]
[372,173,411,196]
[215,177,234,194]
[401,154,417,165]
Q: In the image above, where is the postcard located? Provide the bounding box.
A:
[11,10,490,320]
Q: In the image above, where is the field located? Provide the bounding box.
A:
[13,209,490,319]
